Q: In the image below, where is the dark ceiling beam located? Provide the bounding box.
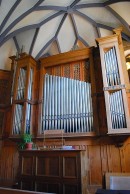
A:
[74,10,97,27]
[55,13,67,38]
[69,14,79,38]
[0,11,64,46]
[13,36,20,52]
[35,37,55,59]
[0,0,45,41]
[97,23,113,31]
[121,32,130,41]
[96,27,101,38]
[70,0,81,8]
[104,0,130,6]
[78,35,89,47]
[36,6,67,11]
[0,0,2,6]
[106,6,130,31]
[55,38,61,53]
[40,52,50,58]
[94,27,100,38]
[96,23,130,41]
[74,3,104,9]
[71,38,78,49]
[0,0,22,33]
[40,11,65,26]
[0,24,38,46]
[29,28,39,55]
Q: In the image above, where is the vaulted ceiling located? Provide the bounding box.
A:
[0,0,130,70]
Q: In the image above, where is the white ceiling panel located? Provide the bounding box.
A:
[58,15,76,53]
[8,10,57,35]
[16,29,35,54]
[2,0,38,33]
[32,14,63,57]
[40,0,74,6]
[0,0,16,25]
[74,14,97,46]
[110,2,130,24]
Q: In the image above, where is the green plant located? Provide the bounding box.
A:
[18,133,33,150]
[21,133,32,143]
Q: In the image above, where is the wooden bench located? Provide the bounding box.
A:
[0,187,55,194]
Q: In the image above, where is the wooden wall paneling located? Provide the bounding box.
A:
[88,145,102,185]
[100,145,109,177]
[106,145,121,173]
[0,70,11,105]
[0,145,19,184]
[0,110,5,137]
[119,139,130,173]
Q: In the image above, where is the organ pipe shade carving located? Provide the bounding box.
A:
[42,74,94,133]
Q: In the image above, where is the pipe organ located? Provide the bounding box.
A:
[97,29,130,134]
[38,48,98,136]
[42,74,93,133]
[11,54,37,135]
[9,29,130,137]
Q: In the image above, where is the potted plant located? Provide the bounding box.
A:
[18,133,33,150]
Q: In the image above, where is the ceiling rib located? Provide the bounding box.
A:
[55,38,61,53]
[69,14,79,39]
[0,11,65,46]
[0,0,22,33]
[74,3,104,9]
[74,10,97,27]
[104,0,130,6]
[35,37,55,59]
[106,6,130,31]
[78,35,89,47]
[0,0,45,42]
[55,13,67,38]
[36,6,67,11]
[29,28,39,55]
[70,0,81,8]
[0,24,38,47]
[13,36,20,52]
[40,11,65,27]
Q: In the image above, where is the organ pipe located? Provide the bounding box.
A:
[42,74,93,133]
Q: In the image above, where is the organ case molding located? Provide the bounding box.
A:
[97,30,130,135]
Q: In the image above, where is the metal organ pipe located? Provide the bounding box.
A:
[104,47,121,86]
[104,46,127,130]
[42,74,94,133]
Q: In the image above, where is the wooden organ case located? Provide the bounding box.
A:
[7,29,130,194]
[97,28,130,134]
[10,53,37,136]
[38,48,99,137]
